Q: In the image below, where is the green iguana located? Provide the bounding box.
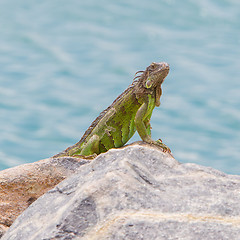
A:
[54,62,170,158]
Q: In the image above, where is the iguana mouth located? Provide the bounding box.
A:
[160,69,169,83]
[153,62,169,106]
[158,63,169,79]
[152,65,169,86]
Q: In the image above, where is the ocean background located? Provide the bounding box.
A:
[0,0,239,174]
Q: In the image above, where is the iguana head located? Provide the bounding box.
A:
[134,62,169,107]
[144,62,169,89]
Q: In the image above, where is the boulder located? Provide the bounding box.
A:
[2,143,240,239]
[0,157,90,237]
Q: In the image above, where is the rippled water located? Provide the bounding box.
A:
[0,0,239,174]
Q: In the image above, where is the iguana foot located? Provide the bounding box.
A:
[155,139,171,153]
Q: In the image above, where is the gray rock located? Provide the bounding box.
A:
[0,156,90,237]
[2,143,240,240]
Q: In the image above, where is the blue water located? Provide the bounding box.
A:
[0,0,239,174]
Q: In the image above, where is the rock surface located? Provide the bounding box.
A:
[2,143,240,239]
[0,157,90,237]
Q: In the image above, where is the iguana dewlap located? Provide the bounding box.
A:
[54,62,170,158]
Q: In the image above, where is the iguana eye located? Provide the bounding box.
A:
[145,79,152,88]
[149,63,157,71]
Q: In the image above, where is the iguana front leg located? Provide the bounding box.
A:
[144,116,152,136]
[135,102,171,153]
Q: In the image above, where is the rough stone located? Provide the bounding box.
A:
[2,143,240,239]
[0,157,90,237]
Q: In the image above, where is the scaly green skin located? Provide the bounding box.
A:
[53,62,170,158]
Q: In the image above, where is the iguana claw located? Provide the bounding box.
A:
[155,139,171,153]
